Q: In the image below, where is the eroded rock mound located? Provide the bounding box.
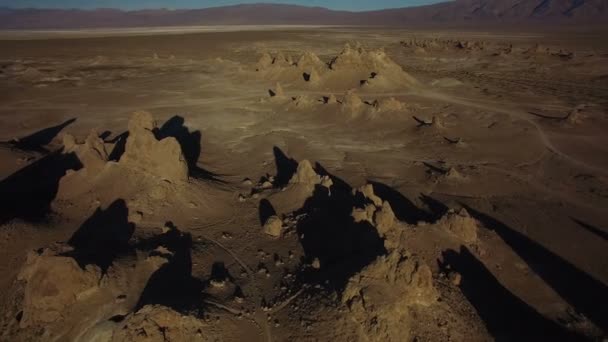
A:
[288,95,315,109]
[18,244,102,327]
[264,159,334,215]
[255,44,417,91]
[120,111,188,183]
[289,159,332,190]
[375,97,405,112]
[63,130,108,172]
[54,111,217,219]
[342,250,438,342]
[329,44,418,87]
[270,82,285,98]
[297,51,326,71]
[279,88,407,120]
[113,305,215,342]
[351,184,397,242]
[436,208,478,243]
[341,90,365,114]
[256,52,273,70]
[17,241,168,339]
[263,215,284,238]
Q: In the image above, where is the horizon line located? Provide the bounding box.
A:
[0,1,450,13]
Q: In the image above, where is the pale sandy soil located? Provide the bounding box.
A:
[0,27,606,341]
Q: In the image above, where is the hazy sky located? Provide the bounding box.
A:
[0,0,447,11]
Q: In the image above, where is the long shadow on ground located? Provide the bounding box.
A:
[156,115,225,183]
[134,224,206,314]
[571,217,608,242]
[441,246,585,340]
[463,204,608,332]
[368,181,435,224]
[65,199,135,273]
[272,146,298,188]
[0,151,82,225]
[1,118,76,153]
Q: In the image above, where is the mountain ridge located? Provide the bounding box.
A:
[0,1,606,29]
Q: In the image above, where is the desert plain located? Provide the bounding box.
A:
[0,26,607,341]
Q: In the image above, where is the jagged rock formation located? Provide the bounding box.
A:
[270,82,284,97]
[339,183,439,341]
[341,90,365,114]
[17,242,169,339]
[255,43,418,91]
[276,87,407,120]
[297,51,326,74]
[374,97,405,112]
[53,111,219,220]
[120,111,188,183]
[435,208,478,243]
[342,249,438,342]
[325,94,338,104]
[266,159,334,215]
[288,95,315,109]
[63,130,108,173]
[256,52,273,71]
[351,184,397,242]
[289,159,333,191]
[112,305,216,342]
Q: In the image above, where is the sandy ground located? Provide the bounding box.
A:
[0,27,607,341]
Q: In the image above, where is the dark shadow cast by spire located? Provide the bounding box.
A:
[156,115,225,183]
[210,262,233,284]
[1,118,76,153]
[440,246,584,340]
[65,199,135,273]
[315,162,351,193]
[135,224,205,314]
[463,204,608,331]
[419,194,449,220]
[259,198,276,225]
[295,167,385,292]
[272,146,298,188]
[367,181,431,224]
[98,130,112,141]
[571,217,608,242]
[107,131,129,161]
[0,151,82,225]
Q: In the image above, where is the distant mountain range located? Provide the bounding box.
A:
[0,0,606,29]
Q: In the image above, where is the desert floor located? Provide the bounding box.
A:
[0,27,607,341]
